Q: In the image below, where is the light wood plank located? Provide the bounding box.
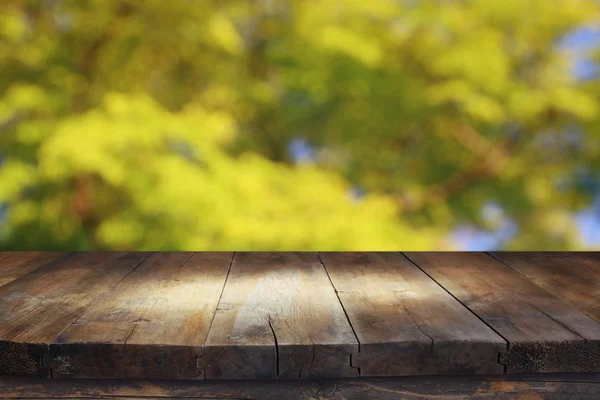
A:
[49,252,233,379]
[0,252,66,288]
[0,252,146,377]
[320,252,506,376]
[490,252,600,322]
[200,252,359,379]
[406,252,600,374]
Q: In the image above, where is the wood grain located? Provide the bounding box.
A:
[2,375,599,400]
[406,252,600,374]
[49,252,233,379]
[0,252,66,288]
[490,252,600,322]
[200,252,359,379]
[1,251,599,381]
[0,252,146,377]
[320,252,506,376]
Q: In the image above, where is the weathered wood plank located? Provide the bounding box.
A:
[200,252,359,379]
[406,252,600,374]
[49,252,232,379]
[0,252,66,288]
[490,252,600,322]
[0,252,146,377]
[2,375,599,399]
[320,252,506,376]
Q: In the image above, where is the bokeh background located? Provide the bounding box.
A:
[1,0,600,251]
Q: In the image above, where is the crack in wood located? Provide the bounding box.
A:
[224,354,245,372]
[314,379,325,396]
[498,351,508,372]
[39,345,52,378]
[396,291,435,353]
[307,335,316,378]
[267,315,279,378]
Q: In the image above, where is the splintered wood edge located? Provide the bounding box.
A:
[503,340,600,374]
[0,341,50,378]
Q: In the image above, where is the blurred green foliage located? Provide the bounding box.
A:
[1,0,599,250]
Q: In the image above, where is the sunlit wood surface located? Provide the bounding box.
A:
[0,252,598,380]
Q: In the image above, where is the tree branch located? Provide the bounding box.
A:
[397,124,521,212]
[0,114,23,135]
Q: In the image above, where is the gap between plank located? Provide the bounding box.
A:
[486,252,600,328]
[485,252,589,340]
[317,253,361,376]
[400,252,511,373]
[485,252,534,281]
[203,252,235,342]
[45,253,151,378]
[33,252,76,273]
[122,252,196,368]
[4,252,75,291]
[36,253,77,378]
[197,252,236,378]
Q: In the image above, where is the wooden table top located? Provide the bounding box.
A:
[0,252,598,380]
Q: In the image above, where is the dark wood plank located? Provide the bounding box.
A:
[0,252,147,377]
[2,375,600,399]
[406,252,600,374]
[320,252,506,376]
[200,252,359,379]
[490,252,600,322]
[0,252,37,263]
[0,252,66,288]
[49,252,232,379]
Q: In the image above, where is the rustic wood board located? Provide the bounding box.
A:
[200,252,359,379]
[1,251,599,381]
[320,252,506,376]
[0,252,146,377]
[48,252,233,380]
[1,374,599,400]
[405,252,600,374]
[0,252,66,288]
[490,252,600,322]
